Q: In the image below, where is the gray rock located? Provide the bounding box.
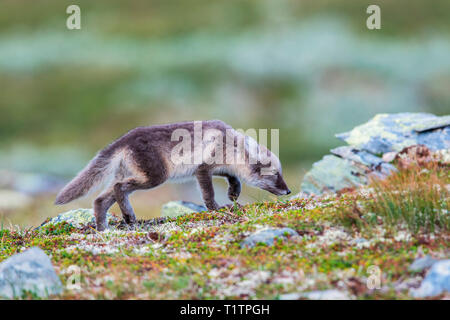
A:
[241,227,298,248]
[410,260,450,298]
[161,201,206,218]
[300,112,449,195]
[279,292,302,300]
[300,152,396,195]
[332,146,398,176]
[299,290,351,300]
[0,247,62,299]
[416,127,450,151]
[411,115,450,133]
[303,289,351,300]
[330,146,384,167]
[394,276,423,292]
[353,238,370,248]
[408,255,438,273]
[336,113,450,154]
[40,208,118,229]
[279,289,351,300]
[301,155,367,195]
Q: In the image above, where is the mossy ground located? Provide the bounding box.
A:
[1,180,448,299]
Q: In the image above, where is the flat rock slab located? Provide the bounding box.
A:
[161,201,206,218]
[241,227,298,248]
[410,260,450,298]
[301,155,367,195]
[330,146,385,167]
[336,112,450,154]
[41,208,118,229]
[0,247,62,299]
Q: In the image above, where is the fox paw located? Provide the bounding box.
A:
[227,192,240,202]
[219,203,242,210]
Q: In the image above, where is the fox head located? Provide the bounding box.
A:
[246,146,291,196]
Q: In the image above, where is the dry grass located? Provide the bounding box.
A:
[369,162,449,233]
[339,162,449,233]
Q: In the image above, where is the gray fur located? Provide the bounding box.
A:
[55,120,290,231]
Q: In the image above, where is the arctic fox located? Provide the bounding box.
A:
[55,120,290,230]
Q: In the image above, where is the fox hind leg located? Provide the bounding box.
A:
[94,189,116,231]
[113,180,139,226]
[112,146,168,226]
[113,177,165,227]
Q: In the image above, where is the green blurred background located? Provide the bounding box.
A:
[1,0,449,227]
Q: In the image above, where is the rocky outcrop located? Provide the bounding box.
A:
[301,113,450,195]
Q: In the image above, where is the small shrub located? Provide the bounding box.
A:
[39,221,76,236]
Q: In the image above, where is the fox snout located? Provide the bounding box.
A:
[272,187,291,196]
[265,186,291,196]
[260,173,291,196]
[276,174,291,195]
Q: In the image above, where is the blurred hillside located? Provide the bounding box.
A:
[0,0,449,226]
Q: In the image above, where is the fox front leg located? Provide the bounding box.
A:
[225,175,241,202]
[195,169,220,210]
[215,173,241,202]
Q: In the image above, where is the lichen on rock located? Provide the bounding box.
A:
[41,208,118,229]
[241,227,299,248]
[299,112,450,195]
[161,201,206,218]
[336,113,450,154]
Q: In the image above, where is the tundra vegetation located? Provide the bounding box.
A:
[1,161,448,299]
[1,0,449,225]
